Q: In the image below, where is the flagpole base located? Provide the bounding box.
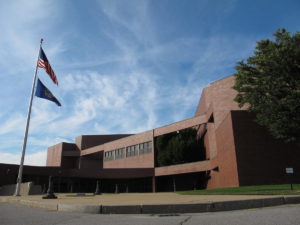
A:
[42,193,57,199]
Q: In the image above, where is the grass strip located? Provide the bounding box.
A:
[177,184,300,195]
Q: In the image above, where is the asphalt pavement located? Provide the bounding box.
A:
[1,202,300,225]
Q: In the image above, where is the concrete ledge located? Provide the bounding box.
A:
[19,200,58,211]
[0,197,8,203]
[262,197,285,207]
[142,203,210,214]
[210,199,264,212]
[284,196,300,204]
[1,196,300,215]
[58,204,101,214]
[102,205,142,214]
[5,198,21,204]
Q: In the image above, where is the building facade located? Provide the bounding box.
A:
[44,75,300,192]
[1,75,299,193]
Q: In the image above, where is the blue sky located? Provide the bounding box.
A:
[0,0,299,166]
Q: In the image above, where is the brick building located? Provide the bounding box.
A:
[1,75,299,193]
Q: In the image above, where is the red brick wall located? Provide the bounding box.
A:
[47,143,79,168]
[46,143,63,167]
[207,111,240,189]
[154,115,207,137]
[195,76,247,129]
[206,122,218,159]
[155,160,211,176]
[61,157,79,169]
[79,157,102,170]
[231,111,300,185]
[76,134,132,150]
[103,131,153,150]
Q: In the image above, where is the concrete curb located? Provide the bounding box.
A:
[263,197,285,207]
[102,205,142,214]
[58,204,101,214]
[1,196,300,214]
[142,203,210,214]
[0,197,8,203]
[284,196,300,204]
[19,199,58,211]
[210,198,264,212]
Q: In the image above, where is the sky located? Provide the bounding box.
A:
[0,0,299,166]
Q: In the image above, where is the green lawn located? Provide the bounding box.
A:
[177,184,300,195]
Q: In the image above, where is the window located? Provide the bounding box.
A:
[126,146,133,157]
[105,141,153,161]
[134,144,139,156]
[104,150,115,161]
[126,145,139,157]
[139,141,152,155]
[139,143,144,154]
[115,148,125,160]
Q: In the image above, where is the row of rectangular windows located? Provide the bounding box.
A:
[104,141,152,161]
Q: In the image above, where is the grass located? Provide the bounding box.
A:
[177,184,300,195]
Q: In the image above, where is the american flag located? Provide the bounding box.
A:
[38,47,59,85]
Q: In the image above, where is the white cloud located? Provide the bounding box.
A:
[48,71,160,135]
[28,136,70,149]
[0,114,25,135]
[0,151,47,166]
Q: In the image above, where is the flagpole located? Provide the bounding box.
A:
[14,38,44,196]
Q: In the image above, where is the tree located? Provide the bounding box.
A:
[233,29,300,145]
[156,128,205,167]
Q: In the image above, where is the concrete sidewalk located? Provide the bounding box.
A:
[1,193,300,214]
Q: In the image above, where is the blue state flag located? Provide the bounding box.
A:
[35,79,61,106]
